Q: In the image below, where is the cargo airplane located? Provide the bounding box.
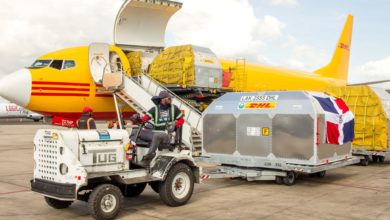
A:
[0,0,353,127]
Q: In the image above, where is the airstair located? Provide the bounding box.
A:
[89,43,203,154]
[118,74,203,154]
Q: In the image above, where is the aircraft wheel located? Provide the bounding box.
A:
[378,156,385,163]
[372,155,378,163]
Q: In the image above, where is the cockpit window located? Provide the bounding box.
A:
[30,60,52,68]
[29,59,76,71]
[50,60,63,70]
[63,60,76,70]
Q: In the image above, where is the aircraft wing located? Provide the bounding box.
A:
[348,79,390,86]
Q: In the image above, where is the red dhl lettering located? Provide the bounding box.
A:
[245,102,276,109]
[339,43,350,51]
[202,58,215,64]
[5,105,19,112]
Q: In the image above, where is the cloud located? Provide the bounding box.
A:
[0,0,123,77]
[270,0,298,7]
[167,0,284,62]
[281,36,327,71]
[286,59,305,70]
[355,57,390,81]
[256,15,286,40]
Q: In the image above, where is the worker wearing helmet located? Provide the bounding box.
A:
[130,91,184,163]
[77,106,96,129]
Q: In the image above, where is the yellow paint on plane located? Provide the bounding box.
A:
[221,15,353,92]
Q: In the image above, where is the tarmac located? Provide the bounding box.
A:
[1,123,390,220]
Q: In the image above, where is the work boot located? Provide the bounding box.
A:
[142,153,156,161]
[140,153,155,168]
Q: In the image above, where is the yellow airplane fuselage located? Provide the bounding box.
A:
[27,46,133,120]
[219,59,347,91]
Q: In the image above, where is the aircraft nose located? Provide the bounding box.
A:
[0,69,32,107]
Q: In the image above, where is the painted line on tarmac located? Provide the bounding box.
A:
[0,189,31,195]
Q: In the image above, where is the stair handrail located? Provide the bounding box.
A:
[128,73,201,116]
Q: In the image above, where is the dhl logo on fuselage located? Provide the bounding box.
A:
[243,102,277,109]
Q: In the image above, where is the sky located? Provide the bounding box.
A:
[1,0,390,100]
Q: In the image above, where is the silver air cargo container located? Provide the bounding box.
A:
[200,91,359,185]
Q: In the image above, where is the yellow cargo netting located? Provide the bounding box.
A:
[325,86,388,151]
[148,45,195,87]
[127,51,142,76]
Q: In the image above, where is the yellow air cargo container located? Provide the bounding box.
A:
[127,51,142,76]
[325,86,388,152]
[148,45,223,89]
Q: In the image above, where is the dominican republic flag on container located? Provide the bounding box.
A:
[310,92,354,145]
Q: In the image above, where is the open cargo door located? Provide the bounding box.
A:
[89,43,112,85]
[114,0,182,52]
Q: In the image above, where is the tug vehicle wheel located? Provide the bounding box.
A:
[159,163,194,207]
[283,171,296,186]
[88,184,123,220]
[44,197,73,209]
[122,183,146,197]
[149,181,161,193]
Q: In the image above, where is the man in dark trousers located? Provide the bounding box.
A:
[131,91,184,163]
[77,106,97,129]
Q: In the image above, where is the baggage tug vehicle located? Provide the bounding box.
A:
[31,127,201,220]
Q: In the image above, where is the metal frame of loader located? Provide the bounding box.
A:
[352,148,390,166]
[199,157,359,186]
